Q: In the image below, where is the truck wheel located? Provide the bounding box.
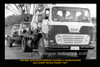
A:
[22,37,32,52]
[38,38,47,59]
[77,50,88,59]
[7,37,13,47]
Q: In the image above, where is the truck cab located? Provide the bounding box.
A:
[19,22,30,36]
[30,5,95,59]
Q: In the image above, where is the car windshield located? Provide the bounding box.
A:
[13,25,20,29]
[22,23,30,28]
[52,7,90,22]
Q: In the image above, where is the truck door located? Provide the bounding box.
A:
[30,14,38,32]
[42,8,50,33]
[37,14,43,32]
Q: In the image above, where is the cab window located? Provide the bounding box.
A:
[45,8,50,19]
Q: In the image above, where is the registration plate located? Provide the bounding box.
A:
[71,46,79,50]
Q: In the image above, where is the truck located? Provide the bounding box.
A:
[20,5,95,59]
[18,22,30,36]
[7,22,30,47]
[7,24,21,47]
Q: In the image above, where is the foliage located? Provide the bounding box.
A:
[5,14,32,27]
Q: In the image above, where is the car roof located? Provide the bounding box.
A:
[13,24,20,26]
[13,24,20,27]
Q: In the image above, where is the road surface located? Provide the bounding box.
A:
[5,40,39,59]
[5,41,77,59]
[5,39,96,60]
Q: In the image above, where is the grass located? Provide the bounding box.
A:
[5,25,13,35]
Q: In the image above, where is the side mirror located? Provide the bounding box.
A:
[91,17,96,24]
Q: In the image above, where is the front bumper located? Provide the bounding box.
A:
[45,45,95,52]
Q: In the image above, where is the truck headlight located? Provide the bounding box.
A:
[56,35,62,44]
[84,35,90,44]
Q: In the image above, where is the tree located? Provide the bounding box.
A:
[5,4,32,22]
[5,14,32,27]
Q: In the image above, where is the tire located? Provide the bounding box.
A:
[38,38,47,59]
[7,37,13,47]
[77,50,88,59]
[22,37,32,52]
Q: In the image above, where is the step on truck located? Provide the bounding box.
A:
[21,5,95,59]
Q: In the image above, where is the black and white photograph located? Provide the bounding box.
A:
[5,4,96,63]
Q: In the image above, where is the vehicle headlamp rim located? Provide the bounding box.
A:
[84,35,90,44]
[56,34,62,44]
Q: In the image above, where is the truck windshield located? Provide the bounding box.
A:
[22,23,30,28]
[52,7,90,22]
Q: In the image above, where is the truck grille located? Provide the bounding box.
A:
[56,34,89,45]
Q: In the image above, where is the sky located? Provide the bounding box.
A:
[5,4,96,18]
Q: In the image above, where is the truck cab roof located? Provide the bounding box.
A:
[46,5,89,10]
